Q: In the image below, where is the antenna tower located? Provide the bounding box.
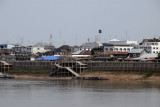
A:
[50,34,53,46]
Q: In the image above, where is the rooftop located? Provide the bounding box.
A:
[129,49,144,53]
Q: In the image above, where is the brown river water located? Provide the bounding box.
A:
[0,79,160,107]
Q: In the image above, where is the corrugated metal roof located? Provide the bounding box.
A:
[36,56,61,60]
[79,50,91,55]
[72,50,82,55]
[129,49,144,53]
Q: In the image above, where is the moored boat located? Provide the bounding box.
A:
[0,72,14,78]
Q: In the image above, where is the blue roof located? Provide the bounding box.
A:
[0,44,7,46]
[36,56,61,60]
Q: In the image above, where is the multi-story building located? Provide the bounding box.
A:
[31,43,54,54]
[0,44,14,50]
[103,39,137,52]
[103,43,133,52]
[133,39,160,54]
[12,45,28,54]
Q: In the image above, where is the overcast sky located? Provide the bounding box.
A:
[1,0,160,47]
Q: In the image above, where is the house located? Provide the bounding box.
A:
[72,50,92,60]
[93,52,129,61]
[128,49,146,58]
[31,43,54,54]
[126,48,158,61]
[54,45,71,55]
[70,46,81,52]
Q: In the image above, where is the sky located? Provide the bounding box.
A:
[0,0,160,47]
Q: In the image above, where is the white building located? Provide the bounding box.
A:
[31,46,46,54]
[103,39,137,52]
[133,39,160,54]
[31,43,54,54]
[80,42,97,50]
[103,43,133,52]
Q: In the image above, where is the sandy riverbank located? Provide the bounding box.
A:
[81,72,160,81]
[8,72,160,81]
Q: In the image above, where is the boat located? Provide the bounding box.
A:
[73,76,108,80]
[0,72,14,78]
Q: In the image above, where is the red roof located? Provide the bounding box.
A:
[79,50,91,55]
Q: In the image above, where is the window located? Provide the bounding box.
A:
[156,47,158,49]
[120,48,122,51]
[153,47,155,49]
[153,51,155,53]
[105,48,108,51]
[110,48,113,51]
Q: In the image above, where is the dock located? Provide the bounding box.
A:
[50,61,87,77]
[0,61,12,72]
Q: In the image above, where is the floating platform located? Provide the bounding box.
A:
[72,77,108,80]
[0,74,14,79]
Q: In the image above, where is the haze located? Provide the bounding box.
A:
[0,0,160,47]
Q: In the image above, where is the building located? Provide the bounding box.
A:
[72,50,92,60]
[103,39,137,53]
[80,42,97,50]
[12,45,28,54]
[133,39,160,54]
[70,46,81,52]
[31,43,54,54]
[126,48,158,61]
[93,52,128,61]
[54,45,71,55]
[128,49,147,58]
[103,43,133,52]
[0,44,14,50]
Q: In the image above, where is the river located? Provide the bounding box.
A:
[0,79,160,107]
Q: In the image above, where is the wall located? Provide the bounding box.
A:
[6,61,160,72]
[86,62,160,72]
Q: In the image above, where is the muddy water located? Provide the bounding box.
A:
[0,79,160,107]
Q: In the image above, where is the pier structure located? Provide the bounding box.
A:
[0,61,12,73]
[50,61,87,77]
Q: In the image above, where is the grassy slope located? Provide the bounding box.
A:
[6,69,50,76]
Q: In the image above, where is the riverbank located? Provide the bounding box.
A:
[82,71,160,81]
[6,69,160,81]
[9,74,72,80]
[6,69,71,80]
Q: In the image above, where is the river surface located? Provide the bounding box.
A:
[0,79,160,107]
